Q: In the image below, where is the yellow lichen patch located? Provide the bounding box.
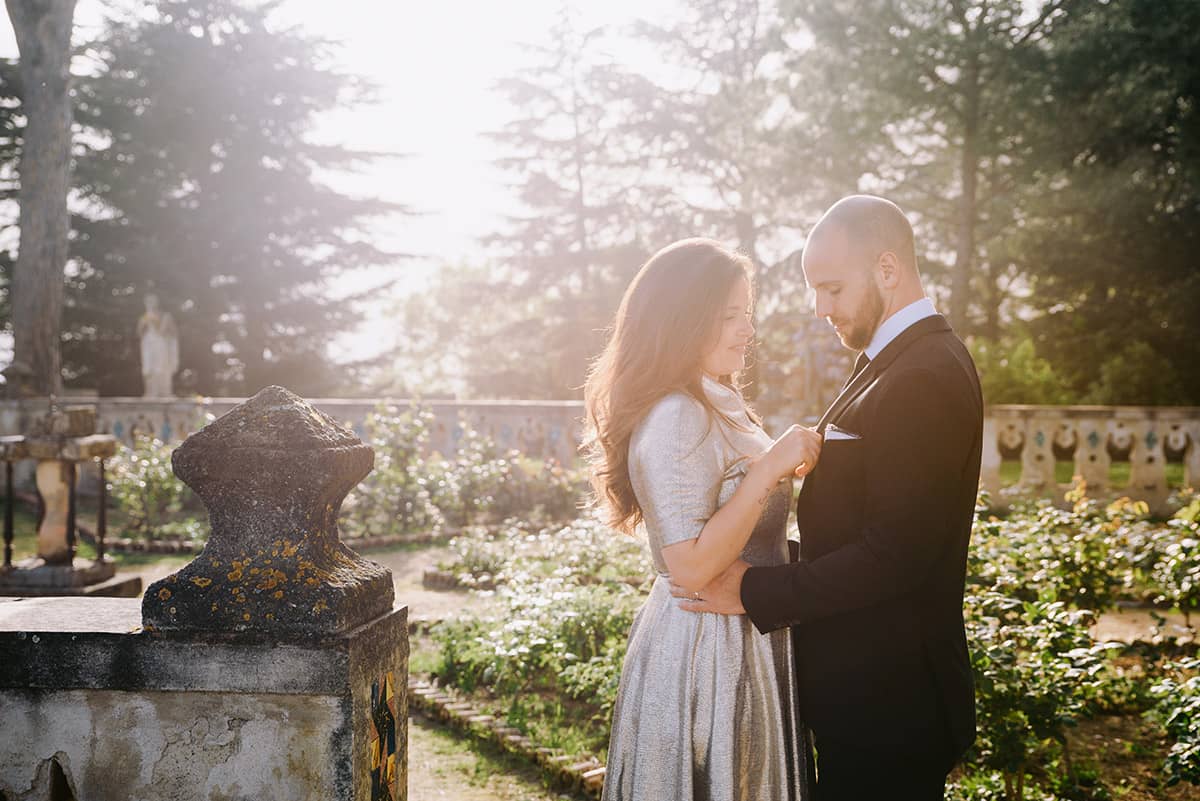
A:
[210,559,221,567]
[157,587,172,601]
[281,540,300,558]
[243,613,251,621]
[211,603,219,613]
[306,577,319,587]
[312,599,328,614]
[226,561,244,582]
[256,568,288,591]
[273,590,284,600]
[190,577,212,588]
[250,567,261,575]
[265,612,275,621]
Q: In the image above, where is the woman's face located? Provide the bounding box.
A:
[700,274,755,379]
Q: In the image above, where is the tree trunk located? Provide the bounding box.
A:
[6,0,77,397]
[951,48,981,333]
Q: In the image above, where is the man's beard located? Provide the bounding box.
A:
[837,285,886,351]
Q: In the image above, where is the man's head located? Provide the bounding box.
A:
[801,195,923,351]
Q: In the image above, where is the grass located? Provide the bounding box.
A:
[0,497,196,568]
[409,714,582,801]
[999,460,1187,488]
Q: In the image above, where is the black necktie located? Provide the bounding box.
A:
[843,351,870,388]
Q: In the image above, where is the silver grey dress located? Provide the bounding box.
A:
[602,376,811,801]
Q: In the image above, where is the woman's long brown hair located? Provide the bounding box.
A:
[583,238,756,535]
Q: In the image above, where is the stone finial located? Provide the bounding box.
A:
[142,385,394,636]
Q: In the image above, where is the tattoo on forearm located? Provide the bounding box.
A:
[757,486,772,506]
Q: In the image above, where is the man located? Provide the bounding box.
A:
[676,195,983,799]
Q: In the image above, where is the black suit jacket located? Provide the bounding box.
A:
[741,314,983,766]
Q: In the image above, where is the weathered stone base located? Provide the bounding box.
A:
[0,558,139,597]
[0,597,409,801]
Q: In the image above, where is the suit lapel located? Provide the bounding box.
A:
[816,314,952,431]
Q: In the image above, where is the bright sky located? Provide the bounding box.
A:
[0,0,682,368]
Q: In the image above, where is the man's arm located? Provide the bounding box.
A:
[738,368,973,634]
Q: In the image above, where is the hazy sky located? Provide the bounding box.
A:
[0,0,681,366]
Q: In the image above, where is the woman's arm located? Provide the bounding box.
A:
[663,425,821,592]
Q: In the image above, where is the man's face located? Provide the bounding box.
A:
[802,228,885,351]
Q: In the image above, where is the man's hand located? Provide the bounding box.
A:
[669,559,750,615]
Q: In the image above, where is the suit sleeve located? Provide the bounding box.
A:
[740,367,972,634]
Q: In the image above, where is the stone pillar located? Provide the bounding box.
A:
[980,416,1002,496]
[1073,416,1112,492]
[1126,417,1169,513]
[1177,419,1200,492]
[0,386,408,800]
[1019,414,1057,490]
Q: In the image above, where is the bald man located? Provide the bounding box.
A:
[677,196,983,799]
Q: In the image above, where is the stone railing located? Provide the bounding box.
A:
[0,396,585,493]
[982,405,1200,512]
[3,397,1196,512]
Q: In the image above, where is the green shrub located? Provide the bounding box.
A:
[107,434,200,540]
[964,589,1118,801]
[1148,658,1200,786]
[344,404,445,537]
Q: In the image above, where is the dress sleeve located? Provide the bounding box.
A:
[628,393,722,547]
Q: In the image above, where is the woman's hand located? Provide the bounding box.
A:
[763,424,822,480]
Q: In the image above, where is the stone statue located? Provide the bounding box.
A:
[137,294,179,398]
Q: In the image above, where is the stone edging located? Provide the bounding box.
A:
[408,677,605,799]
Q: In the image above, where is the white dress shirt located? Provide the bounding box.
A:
[863,297,939,361]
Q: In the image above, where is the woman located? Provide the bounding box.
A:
[584,238,820,801]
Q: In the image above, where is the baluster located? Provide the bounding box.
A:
[980,416,1002,495]
[97,457,108,562]
[66,461,77,565]
[4,461,12,568]
[1074,417,1111,493]
[1020,415,1057,490]
[1128,418,1169,513]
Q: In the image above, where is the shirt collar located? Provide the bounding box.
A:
[863,297,938,361]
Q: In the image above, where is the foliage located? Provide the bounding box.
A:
[342,406,587,537]
[1148,658,1200,786]
[432,516,648,751]
[344,404,445,537]
[964,589,1118,801]
[1148,520,1200,629]
[106,434,203,541]
[7,0,406,397]
[1083,341,1190,406]
[424,493,1200,791]
[970,337,1073,406]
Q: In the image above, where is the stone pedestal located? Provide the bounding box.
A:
[0,596,408,801]
[0,386,408,799]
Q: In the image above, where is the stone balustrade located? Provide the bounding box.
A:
[982,405,1200,512]
[3,397,1196,512]
[0,396,585,494]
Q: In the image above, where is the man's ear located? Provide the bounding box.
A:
[876,251,902,289]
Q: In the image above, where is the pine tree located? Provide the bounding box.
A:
[59,0,406,396]
[475,8,649,398]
